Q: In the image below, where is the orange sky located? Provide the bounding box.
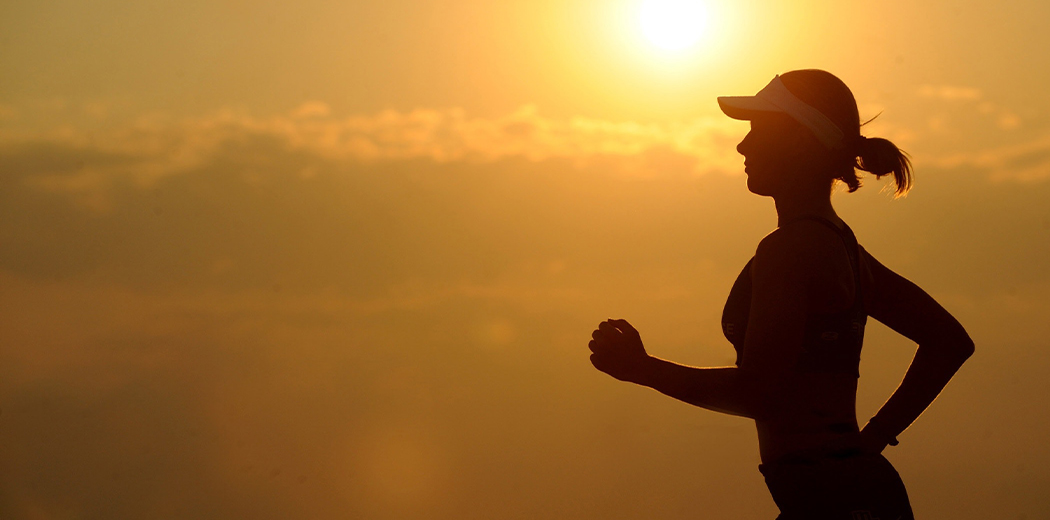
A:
[1,1,1049,518]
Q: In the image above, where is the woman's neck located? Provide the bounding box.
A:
[773,184,839,228]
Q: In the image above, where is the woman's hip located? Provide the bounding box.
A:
[758,453,914,520]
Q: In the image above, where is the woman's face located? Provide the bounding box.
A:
[736,113,809,197]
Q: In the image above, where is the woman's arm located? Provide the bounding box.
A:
[859,248,976,445]
[589,320,762,418]
[589,227,819,420]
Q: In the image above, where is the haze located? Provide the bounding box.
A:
[2,0,1049,518]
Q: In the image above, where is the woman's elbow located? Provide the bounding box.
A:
[924,325,975,363]
[960,334,975,358]
[949,323,976,360]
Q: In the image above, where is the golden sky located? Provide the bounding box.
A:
[2,1,1049,518]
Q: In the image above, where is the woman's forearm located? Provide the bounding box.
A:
[635,357,768,419]
[864,338,975,444]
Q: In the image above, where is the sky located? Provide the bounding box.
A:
[1,0,1049,518]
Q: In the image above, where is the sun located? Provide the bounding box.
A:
[637,0,708,52]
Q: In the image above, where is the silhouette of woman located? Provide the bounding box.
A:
[587,70,974,520]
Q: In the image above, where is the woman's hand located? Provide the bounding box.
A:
[588,319,653,385]
[856,428,891,456]
[821,428,890,458]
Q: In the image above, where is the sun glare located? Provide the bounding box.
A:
[638,0,708,52]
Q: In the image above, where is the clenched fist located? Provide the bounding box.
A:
[588,319,653,384]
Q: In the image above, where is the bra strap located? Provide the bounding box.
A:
[780,215,864,312]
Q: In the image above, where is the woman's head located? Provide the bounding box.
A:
[719,69,912,198]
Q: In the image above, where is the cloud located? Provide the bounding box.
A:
[927,133,1050,182]
[917,84,983,101]
[909,84,1025,144]
[319,104,743,167]
[0,105,746,195]
[5,92,1048,197]
[860,83,1045,179]
[291,101,332,119]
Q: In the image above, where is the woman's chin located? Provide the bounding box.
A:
[746,177,776,197]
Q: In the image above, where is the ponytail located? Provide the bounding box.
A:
[854,136,913,198]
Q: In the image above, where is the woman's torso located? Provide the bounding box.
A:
[721,216,868,464]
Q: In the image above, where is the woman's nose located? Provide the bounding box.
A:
[737,131,752,156]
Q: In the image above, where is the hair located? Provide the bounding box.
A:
[779,70,913,197]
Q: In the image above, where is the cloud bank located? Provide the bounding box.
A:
[1,104,746,190]
[4,87,1049,201]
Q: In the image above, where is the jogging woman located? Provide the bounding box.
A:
[587,69,975,520]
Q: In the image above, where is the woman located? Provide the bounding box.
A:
[587,70,975,520]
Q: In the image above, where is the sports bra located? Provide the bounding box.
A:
[721,216,867,378]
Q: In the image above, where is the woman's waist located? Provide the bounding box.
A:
[756,419,861,465]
